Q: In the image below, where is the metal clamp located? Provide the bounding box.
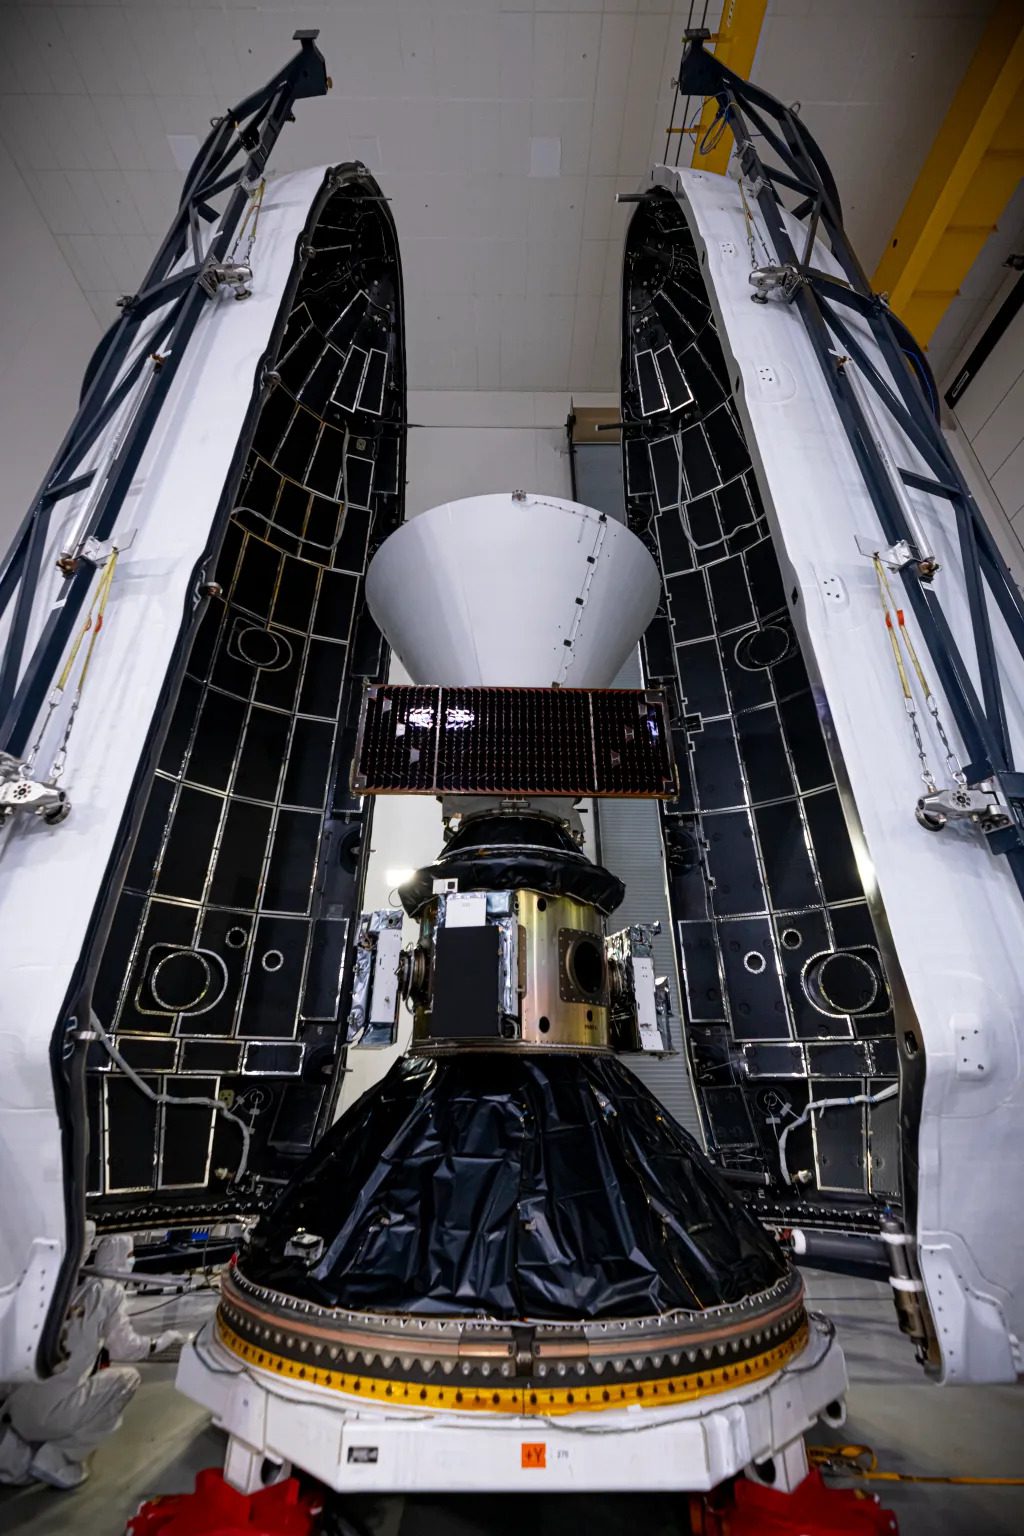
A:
[749,263,803,303]
[854,534,915,569]
[283,1230,324,1266]
[56,529,137,577]
[916,777,1013,834]
[854,533,939,581]
[79,531,135,566]
[0,752,70,826]
[198,259,254,301]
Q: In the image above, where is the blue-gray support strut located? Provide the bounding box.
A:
[675,35,1024,903]
[0,30,329,759]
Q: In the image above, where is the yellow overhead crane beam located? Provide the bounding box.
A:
[873,0,1024,348]
[690,0,768,174]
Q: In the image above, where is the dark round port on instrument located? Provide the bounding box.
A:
[781,927,802,950]
[569,936,605,996]
[538,1016,551,1034]
[537,898,547,912]
[804,950,878,1015]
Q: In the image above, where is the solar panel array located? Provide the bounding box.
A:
[354,685,676,798]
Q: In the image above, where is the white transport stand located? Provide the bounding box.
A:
[178,1313,845,1495]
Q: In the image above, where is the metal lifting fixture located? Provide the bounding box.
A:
[677,34,1024,903]
[0,31,329,775]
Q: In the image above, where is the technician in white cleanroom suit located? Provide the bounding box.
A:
[0,1231,184,1490]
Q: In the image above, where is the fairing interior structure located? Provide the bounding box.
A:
[616,37,1024,1385]
[621,194,902,1221]
[0,126,405,1375]
[86,171,405,1225]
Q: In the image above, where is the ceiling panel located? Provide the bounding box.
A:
[0,0,998,390]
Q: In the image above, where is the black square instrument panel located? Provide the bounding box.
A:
[353,684,677,799]
[428,926,503,1040]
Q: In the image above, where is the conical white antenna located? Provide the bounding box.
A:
[365,493,661,687]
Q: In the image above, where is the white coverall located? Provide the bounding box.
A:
[0,1240,183,1490]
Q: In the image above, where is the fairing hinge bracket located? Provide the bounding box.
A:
[0,751,70,826]
[855,533,939,582]
[855,534,915,569]
[916,773,1024,837]
[57,527,136,577]
[749,263,803,303]
[199,258,254,301]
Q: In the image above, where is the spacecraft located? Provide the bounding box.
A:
[181,489,840,1495]
[1,24,1023,1508]
[212,490,813,1422]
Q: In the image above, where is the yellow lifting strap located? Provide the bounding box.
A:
[234,177,266,262]
[810,1443,1024,1488]
[56,547,119,698]
[873,554,966,796]
[873,555,932,705]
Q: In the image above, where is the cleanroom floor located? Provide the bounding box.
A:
[2,1271,1023,1536]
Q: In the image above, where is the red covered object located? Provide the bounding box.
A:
[128,1469,322,1536]
[690,1468,898,1535]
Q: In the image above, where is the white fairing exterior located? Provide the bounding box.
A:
[365,492,662,687]
[0,168,332,1382]
[658,164,1024,1383]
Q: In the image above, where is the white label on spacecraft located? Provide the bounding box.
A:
[634,956,661,1050]
[445,892,488,928]
[369,928,402,1024]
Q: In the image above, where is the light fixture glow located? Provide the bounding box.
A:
[385,868,415,888]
